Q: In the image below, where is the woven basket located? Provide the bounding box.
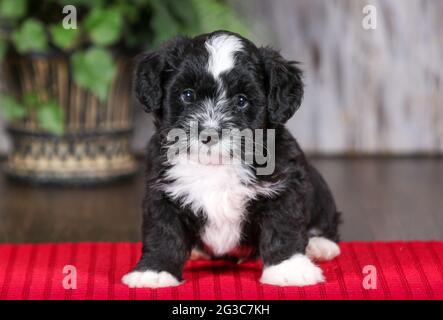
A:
[2,53,137,184]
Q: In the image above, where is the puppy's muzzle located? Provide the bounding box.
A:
[199,130,219,147]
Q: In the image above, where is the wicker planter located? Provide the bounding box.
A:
[2,53,137,184]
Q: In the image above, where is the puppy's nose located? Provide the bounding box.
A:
[200,134,218,147]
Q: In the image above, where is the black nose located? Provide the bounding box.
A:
[201,135,211,144]
[200,134,218,147]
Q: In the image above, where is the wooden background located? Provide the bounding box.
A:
[1,0,442,155]
[236,0,443,155]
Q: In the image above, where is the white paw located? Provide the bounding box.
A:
[122,270,181,288]
[260,254,325,287]
[306,237,341,261]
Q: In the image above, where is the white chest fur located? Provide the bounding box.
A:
[163,159,258,256]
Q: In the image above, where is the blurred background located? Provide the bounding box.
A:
[0,0,442,243]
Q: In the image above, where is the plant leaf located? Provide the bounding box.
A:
[0,37,6,62]
[168,0,200,34]
[0,0,26,19]
[190,0,249,37]
[50,24,79,50]
[36,100,64,135]
[0,94,27,121]
[71,48,116,102]
[23,91,39,108]
[58,0,105,7]
[116,1,139,22]
[11,18,48,54]
[84,7,123,46]
[150,0,180,48]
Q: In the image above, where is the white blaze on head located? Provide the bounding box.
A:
[205,34,243,79]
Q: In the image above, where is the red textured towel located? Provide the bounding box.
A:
[0,241,442,300]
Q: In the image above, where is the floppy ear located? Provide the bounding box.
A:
[134,36,190,113]
[259,47,304,124]
[134,52,164,113]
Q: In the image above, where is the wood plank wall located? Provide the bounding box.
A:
[234,0,443,155]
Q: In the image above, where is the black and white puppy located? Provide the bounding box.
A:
[123,31,341,288]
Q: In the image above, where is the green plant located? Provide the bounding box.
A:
[0,0,248,134]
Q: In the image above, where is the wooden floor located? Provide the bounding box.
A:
[0,158,442,243]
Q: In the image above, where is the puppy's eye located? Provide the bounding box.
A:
[181,89,195,104]
[235,94,249,109]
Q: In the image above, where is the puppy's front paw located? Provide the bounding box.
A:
[122,270,181,288]
[260,254,324,287]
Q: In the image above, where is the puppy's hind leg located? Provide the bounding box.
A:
[190,247,211,261]
[306,236,340,262]
[258,199,325,287]
[305,164,341,262]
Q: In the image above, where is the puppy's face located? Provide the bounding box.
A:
[135,31,304,162]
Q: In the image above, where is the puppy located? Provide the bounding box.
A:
[122,31,341,288]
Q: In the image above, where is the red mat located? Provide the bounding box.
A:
[0,241,442,300]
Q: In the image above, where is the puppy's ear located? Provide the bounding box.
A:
[135,36,189,113]
[134,52,163,113]
[259,47,304,124]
